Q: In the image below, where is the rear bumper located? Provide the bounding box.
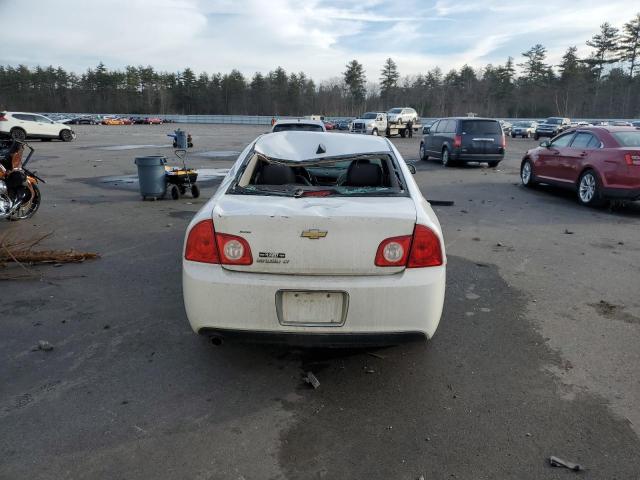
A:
[199,328,426,347]
[452,152,504,163]
[183,262,446,340]
[602,186,640,200]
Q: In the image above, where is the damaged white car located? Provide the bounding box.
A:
[182,131,446,346]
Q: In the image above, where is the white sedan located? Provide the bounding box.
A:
[182,131,446,345]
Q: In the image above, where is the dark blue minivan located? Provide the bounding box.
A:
[419,117,505,167]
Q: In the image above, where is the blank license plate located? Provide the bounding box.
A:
[277,291,347,326]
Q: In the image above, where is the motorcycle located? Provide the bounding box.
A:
[0,140,44,220]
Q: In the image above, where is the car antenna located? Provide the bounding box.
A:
[316,143,326,154]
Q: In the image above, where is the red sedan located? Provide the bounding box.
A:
[323,121,334,130]
[521,127,640,206]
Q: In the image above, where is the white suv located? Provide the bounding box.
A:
[386,107,418,125]
[0,112,76,142]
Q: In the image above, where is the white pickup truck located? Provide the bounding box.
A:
[351,109,420,138]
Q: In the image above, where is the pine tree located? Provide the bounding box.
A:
[618,13,640,76]
[519,45,551,84]
[343,60,366,107]
[379,58,399,102]
[584,22,620,79]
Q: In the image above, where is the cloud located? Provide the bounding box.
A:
[0,0,638,81]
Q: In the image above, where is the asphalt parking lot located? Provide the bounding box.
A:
[1,124,639,479]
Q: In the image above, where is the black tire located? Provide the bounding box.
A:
[60,129,73,142]
[170,185,180,200]
[10,128,26,141]
[400,128,406,138]
[372,128,378,136]
[577,169,605,207]
[191,184,200,198]
[533,133,539,141]
[179,185,187,195]
[9,183,41,220]
[511,133,516,138]
[521,159,537,188]
[441,148,452,167]
[419,142,429,161]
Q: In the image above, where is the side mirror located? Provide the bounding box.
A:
[407,163,417,174]
[540,140,550,148]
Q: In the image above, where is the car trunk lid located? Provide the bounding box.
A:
[212,195,417,275]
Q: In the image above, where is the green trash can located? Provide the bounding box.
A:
[134,155,167,199]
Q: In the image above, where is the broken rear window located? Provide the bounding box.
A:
[272,123,324,132]
[229,152,408,197]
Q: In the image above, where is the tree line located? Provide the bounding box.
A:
[1,13,639,119]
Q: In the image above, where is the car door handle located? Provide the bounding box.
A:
[579,151,588,157]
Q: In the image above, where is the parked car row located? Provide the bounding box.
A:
[64,115,164,125]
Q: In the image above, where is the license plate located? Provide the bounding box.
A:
[276,290,348,326]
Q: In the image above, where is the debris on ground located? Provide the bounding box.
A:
[549,456,584,471]
[0,232,99,278]
[304,371,320,389]
[564,229,574,234]
[367,352,386,360]
[363,367,375,374]
[32,340,53,352]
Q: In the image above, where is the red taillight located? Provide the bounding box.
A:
[501,133,506,149]
[185,220,253,265]
[407,224,443,268]
[375,235,412,266]
[624,153,640,166]
[216,233,253,265]
[453,135,462,148]
[185,220,219,264]
[375,225,443,268]
[0,114,7,121]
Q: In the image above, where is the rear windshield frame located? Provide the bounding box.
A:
[226,148,411,198]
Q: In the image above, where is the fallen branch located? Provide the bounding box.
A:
[0,232,99,275]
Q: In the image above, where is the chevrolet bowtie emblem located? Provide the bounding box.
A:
[301,229,328,240]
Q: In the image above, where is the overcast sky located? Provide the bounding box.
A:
[1,0,637,82]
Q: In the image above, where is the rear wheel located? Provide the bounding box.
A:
[577,170,605,207]
[191,184,200,198]
[10,128,26,141]
[419,142,429,161]
[521,159,537,188]
[170,185,180,200]
[60,129,73,142]
[400,128,406,138]
[533,133,539,141]
[442,148,452,167]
